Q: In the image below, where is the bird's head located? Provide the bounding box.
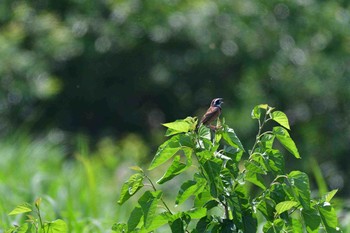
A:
[211,98,224,107]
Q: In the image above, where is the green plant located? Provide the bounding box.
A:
[114,104,341,233]
[6,197,67,233]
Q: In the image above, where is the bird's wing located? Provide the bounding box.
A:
[200,107,220,125]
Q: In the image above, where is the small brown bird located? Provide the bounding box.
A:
[197,98,224,130]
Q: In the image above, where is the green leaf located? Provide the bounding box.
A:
[245,160,267,175]
[203,159,222,198]
[266,149,285,175]
[138,190,163,228]
[129,166,143,172]
[185,207,207,219]
[118,173,144,205]
[149,135,181,170]
[257,198,275,221]
[258,104,269,110]
[127,206,143,232]
[275,201,299,214]
[260,134,275,149]
[222,127,245,151]
[271,111,290,130]
[273,126,300,159]
[8,203,32,215]
[245,171,266,189]
[176,178,206,205]
[44,219,68,233]
[302,208,321,233]
[163,117,196,136]
[112,223,127,232]
[170,218,184,233]
[198,125,211,140]
[263,219,285,233]
[7,223,29,233]
[157,155,189,184]
[318,202,341,233]
[251,105,261,119]
[288,171,311,210]
[287,218,303,233]
[144,212,171,231]
[323,189,338,203]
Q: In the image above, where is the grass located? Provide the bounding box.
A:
[0,131,144,232]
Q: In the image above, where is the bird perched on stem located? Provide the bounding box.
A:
[197,98,224,131]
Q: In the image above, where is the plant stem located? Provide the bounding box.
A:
[145,175,173,214]
[36,206,45,233]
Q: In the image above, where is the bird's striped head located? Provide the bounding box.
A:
[211,98,224,107]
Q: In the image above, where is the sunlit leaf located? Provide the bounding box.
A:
[251,105,261,119]
[129,166,143,172]
[222,127,245,152]
[185,207,207,219]
[44,219,68,233]
[318,202,341,233]
[157,155,188,184]
[275,201,298,214]
[245,171,266,189]
[176,178,206,205]
[271,111,290,130]
[149,135,181,170]
[8,203,32,215]
[323,189,338,203]
[288,171,310,209]
[118,173,144,205]
[273,126,300,159]
[245,160,267,175]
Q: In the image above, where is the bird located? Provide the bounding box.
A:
[197,98,224,131]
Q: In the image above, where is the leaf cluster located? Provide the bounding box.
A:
[6,197,67,233]
[115,104,341,233]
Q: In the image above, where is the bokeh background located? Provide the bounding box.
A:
[1,0,349,232]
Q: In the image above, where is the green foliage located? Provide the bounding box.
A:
[116,104,341,232]
[7,198,67,233]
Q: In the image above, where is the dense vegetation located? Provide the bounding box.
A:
[0,0,349,232]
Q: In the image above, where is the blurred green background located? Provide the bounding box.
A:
[0,0,349,232]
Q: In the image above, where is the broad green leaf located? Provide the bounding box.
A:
[198,125,211,140]
[149,135,181,170]
[245,160,267,175]
[222,127,245,151]
[128,173,144,195]
[185,207,207,219]
[273,126,300,159]
[194,191,214,209]
[157,155,189,184]
[257,198,275,221]
[263,219,284,233]
[318,202,341,233]
[44,219,68,233]
[260,134,275,149]
[144,212,171,231]
[246,171,266,189]
[170,218,184,233]
[287,218,303,233]
[118,173,144,205]
[251,105,261,119]
[163,117,196,136]
[203,159,222,198]
[271,111,290,130]
[288,171,311,209]
[323,189,338,203]
[275,201,298,214]
[8,203,32,215]
[138,190,163,228]
[127,206,143,232]
[302,208,321,233]
[176,178,206,205]
[266,149,285,175]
